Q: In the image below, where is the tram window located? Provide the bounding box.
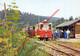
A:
[33,27,35,30]
[40,24,43,30]
[49,24,51,30]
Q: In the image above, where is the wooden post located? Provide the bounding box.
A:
[4,3,8,30]
[4,3,7,21]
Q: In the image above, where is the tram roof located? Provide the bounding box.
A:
[34,22,52,27]
[56,19,80,27]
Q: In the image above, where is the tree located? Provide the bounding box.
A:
[7,1,21,27]
[61,17,64,21]
[69,16,73,21]
[0,11,1,23]
[75,17,78,20]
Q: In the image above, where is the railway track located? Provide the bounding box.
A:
[44,41,80,56]
[35,41,74,56]
[53,41,80,52]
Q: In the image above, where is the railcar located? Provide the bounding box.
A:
[34,20,52,40]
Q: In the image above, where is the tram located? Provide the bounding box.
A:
[34,20,52,40]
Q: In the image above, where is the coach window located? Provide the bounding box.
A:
[49,24,51,30]
[33,27,35,30]
[40,24,43,30]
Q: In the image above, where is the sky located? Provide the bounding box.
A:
[0,0,80,19]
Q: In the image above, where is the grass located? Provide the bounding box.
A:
[17,38,50,56]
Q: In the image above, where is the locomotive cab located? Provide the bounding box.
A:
[34,22,52,40]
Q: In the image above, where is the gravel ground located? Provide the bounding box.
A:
[57,38,80,44]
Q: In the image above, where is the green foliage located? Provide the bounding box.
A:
[7,1,21,26]
[52,17,68,27]
[75,17,78,20]
[0,0,26,56]
[11,2,16,4]
[0,1,49,56]
[17,38,50,56]
[69,16,73,21]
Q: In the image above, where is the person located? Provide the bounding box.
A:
[55,29,58,39]
[57,29,61,39]
[64,30,67,39]
[53,30,56,40]
[60,29,63,38]
[66,29,70,39]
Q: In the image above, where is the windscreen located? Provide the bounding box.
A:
[40,24,51,30]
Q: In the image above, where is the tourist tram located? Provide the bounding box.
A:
[34,20,52,40]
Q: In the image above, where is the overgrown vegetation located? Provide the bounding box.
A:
[0,0,51,56]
